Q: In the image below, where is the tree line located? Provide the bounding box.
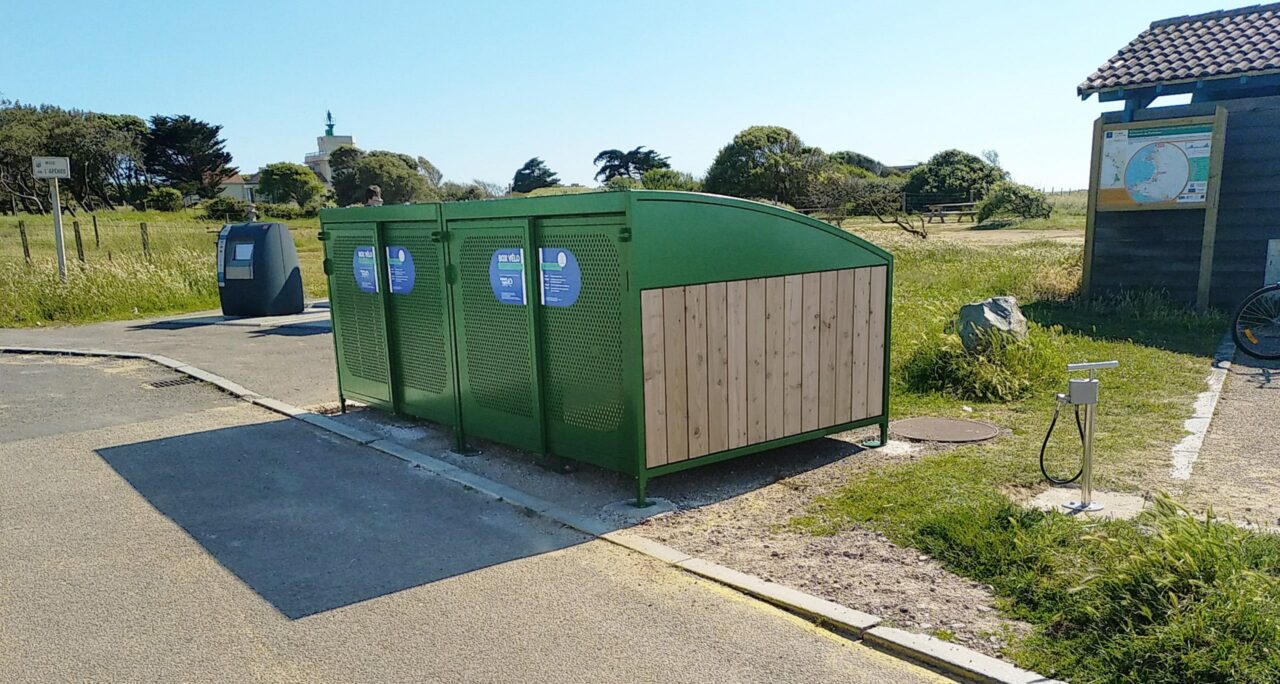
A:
[502,126,1017,224]
[0,101,236,214]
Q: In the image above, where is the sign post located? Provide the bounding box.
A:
[33,157,72,283]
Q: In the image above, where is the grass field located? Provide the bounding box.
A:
[791,235,1278,682]
[0,209,326,326]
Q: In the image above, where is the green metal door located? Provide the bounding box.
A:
[382,220,455,426]
[325,222,392,407]
[536,218,629,469]
[447,219,543,451]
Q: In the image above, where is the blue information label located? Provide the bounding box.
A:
[488,248,526,305]
[353,245,378,293]
[385,245,415,295]
[539,247,581,307]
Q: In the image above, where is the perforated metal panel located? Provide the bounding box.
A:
[458,234,534,418]
[540,233,624,432]
[387,234,448,395]
[330,233,390,393]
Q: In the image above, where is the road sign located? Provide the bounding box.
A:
[32,157,71,281]
[32,156,71,179]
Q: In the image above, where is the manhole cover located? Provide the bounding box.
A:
[892,417,999,443]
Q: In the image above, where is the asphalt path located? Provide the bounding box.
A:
[0,354,941,683]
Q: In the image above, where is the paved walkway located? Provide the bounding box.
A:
[1184,353,1280,527]
[0,304,336,408]
[0,354,940,683]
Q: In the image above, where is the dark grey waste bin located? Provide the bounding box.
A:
[216,222,305,317]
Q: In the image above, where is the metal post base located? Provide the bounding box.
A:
[1063,500,1104,513]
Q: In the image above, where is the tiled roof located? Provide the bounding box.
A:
[1079,3,1280,95]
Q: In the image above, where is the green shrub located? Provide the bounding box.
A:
[902,326,1063,401]
[145,187,184,212]
[641,168,701,191]
[605,176,642,191]
[977,181,1052,223]
[201,196,247,221]
[257,202,303,219]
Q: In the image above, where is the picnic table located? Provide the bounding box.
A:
[925,202,979,223]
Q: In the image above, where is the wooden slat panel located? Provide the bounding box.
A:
[834,269,856,424]
[641,290,667,468]
[765,277,786,440]
[662,287,688,462]
[685,285,709,458]
[746,278,767,445]
[818,271,838,428]
[705,282,729,454]
[866,266,887,418]
[801,273,822,432]
[727,280,749,449]
[852,269,871,420]
[783,275,804,436]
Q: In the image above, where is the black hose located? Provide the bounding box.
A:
[1039,401,1085,485]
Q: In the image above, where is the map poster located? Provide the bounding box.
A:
[1097,121,1216,211]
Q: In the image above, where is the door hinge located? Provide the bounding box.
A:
[323,258,332,275]
[317,231,330,242]
[618,227,632,242]
[431,230,446,243]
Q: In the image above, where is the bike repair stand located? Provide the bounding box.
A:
[1062,360,1118,513]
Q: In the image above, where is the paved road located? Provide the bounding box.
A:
[0,354,940,683]
[0,304,337,408]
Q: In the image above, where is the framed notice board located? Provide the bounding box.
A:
[1093,115,1223,212]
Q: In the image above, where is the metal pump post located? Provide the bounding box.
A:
[1061,360,1118,512]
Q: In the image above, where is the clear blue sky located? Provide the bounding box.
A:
[2,0,1229,189]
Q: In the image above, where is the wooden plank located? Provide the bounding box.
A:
[866,266,887,418]
[801,273,821,432]
[745,278,767,445]
[705,281,729,454]
[1082,116,1103,299]
[662,287,688,462]
[834,269,855,425]
[684,284,709,458]
[782,275,804,436]
[641,290,667,468]
[727,280,749,449]
[765,277,786,440]
[1196,106,1230,310]
[818,270,838,427]
[852,268,871,420]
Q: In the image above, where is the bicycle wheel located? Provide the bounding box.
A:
[1233,284,1280,360]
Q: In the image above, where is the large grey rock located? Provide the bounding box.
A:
[957,296,1027,351]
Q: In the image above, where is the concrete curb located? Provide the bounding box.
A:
[863,627,1063,684]
[1,344,1054,683]
[1169,332,1234,481]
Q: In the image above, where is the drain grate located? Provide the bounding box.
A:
[146,377,200,389]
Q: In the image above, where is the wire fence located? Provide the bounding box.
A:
[0,214,222,265]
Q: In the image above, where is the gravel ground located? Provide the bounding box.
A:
[1180,354,1280,527]
[637,428,1031,656]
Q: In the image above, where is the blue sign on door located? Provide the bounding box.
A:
[539,247,581,307]
[353,245,378,293]
[385,246,415,295]
[488,248,526,305]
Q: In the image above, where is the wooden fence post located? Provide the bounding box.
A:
[73,220,85,263]
[140,222,150,260]
[19,220,31,265]
[92,214,100,248]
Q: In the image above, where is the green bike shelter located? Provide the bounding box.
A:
[319,191,892,502]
